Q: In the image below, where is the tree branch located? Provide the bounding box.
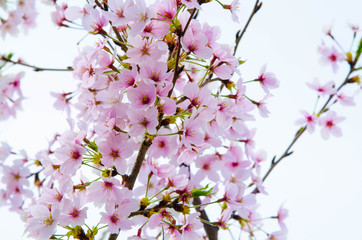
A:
[233,0,262,56]
[1,56,73,72]
[193,196,219,240]
[254,65,357,193]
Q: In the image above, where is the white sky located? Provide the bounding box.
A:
[0,0,362,239]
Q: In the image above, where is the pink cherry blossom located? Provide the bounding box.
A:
[319,111,345,139]
[26,205,60,240]
[319,43,345,72]
[295,110,318,133]
[307,78,336,97]
[256,65,279,93]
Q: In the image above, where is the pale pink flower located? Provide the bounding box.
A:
[118,66,139,89]
[275,206,288,230]
[103,0,133,26]
[59,197,88,227]
[148,208,173,229]
[124,0,152,36]
[216,208,233,229]
[99,132,134,174]
[182,29,212,59]
[140,61,172,86]
[307,78,335,97]
[148,128,177,158]
[295,110,318,133]
[50,91,72,115]
[127,35,165,64]
[100,203,134,233]
[181,0,200,9]
[128,106,159,137]
[88,177,122,207]
[256,65,279,93]
[180,212,203,239]
[26,205,60,240]
[181,115,205,150]
[337,92,355,106]
[268,230,288,240]
[0,141,11,161]
[127,81,157,109]
[54,144,85,176]
[319,44,345,72]
[319,111,345,139]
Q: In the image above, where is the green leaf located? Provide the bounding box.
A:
[192,184,214,197]
[355,37,362,62]
[87,141,98,152]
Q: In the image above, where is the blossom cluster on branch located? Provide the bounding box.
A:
[0,0,361,240]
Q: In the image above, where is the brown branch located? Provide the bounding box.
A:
[193,197,219,240]
[125,138,153,190]
[254,65,357,193]
[233,0,262,56]
[1,56,73,72]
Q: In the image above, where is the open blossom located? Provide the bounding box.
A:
[307,78,335,96]
[319,111,345,139]
[54,143,85,176]
[59,197,88,227]
[256,65,279,93]
[128,106,159,137]
[319,43,345,72]
[26,205,60,240]
[127,81,157,109]
[295,110,318,133]
[100,203,134,233]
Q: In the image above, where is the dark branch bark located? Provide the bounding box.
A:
[193,197,219,240]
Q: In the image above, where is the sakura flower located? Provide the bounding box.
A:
[337,92,355,106]
[127,35,165,64]
[0,141,11,161]
[88,177,122,207]
[215,208,233,229]
[50,91,72,115]
[100,203,134,233]
[319,44,345,72]
[256,65,279,93]
[194,154,220,182]
[103,0,133,26]
[59,197,88,227]
[140,61,172,86]
[295,110,318,133]
[26,204,60,240]
[127,81,157,109]
[307,78,335,97]
[275,206,288,230]
[54,143,85,176]
[148,128,177,158]
[148,208,173,229]
[118,66,139,89]
[181,115,205,150]
[181,28,212,59]
[179,212,203,239]
[128,106,159,137]
[226,0,240,23]
[124,0,152,36]
[319,111,345,139]
[268,230,288,240]
[98,132,134,174]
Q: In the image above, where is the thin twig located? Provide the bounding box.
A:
[1,56,73,72]
[233,0,262,56]
[255,65,356,193]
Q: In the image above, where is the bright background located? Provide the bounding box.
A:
[0,0,362,239]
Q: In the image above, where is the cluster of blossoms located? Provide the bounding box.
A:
[0,0,37,36]
[0,0,361,240]
[0,57,24,120]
